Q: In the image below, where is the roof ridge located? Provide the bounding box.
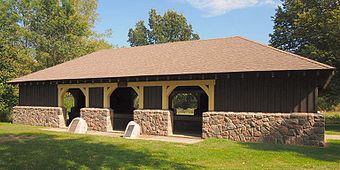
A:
[115,36,241,51]
[236,36,334,69]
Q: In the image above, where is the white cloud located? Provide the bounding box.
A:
[183,0,278,16]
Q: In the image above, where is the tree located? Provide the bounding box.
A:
[0,0,112,121]
[269,0,340,110]
[0,1,35,121]
[128,9,199,46]
[17,0,112,69]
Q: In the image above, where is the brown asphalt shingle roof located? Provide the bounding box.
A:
[9,36,334,83]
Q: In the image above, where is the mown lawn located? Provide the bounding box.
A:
[325,112,340,135]
[0,123,339,169]
[326,124,340,135]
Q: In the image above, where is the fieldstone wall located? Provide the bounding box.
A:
[203,112,325,147]
[80,108,113,132]
[134,110,173,136]
[12,106,66,128]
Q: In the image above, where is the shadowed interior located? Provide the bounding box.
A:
[110,87,138,130]
[169,86,208,136]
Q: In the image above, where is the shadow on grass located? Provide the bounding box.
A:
[0,133,202,169]
[239,140,340,162]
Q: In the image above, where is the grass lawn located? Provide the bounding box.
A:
[324,112,340,135]
[0,123,339,169]
[326,124,340,135]
[324,112,340,124]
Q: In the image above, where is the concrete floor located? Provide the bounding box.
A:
[42,127,203,144]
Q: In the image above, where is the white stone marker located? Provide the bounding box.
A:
[123,121,141,139]
[67,117,88,134]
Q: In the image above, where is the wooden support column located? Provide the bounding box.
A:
[57,87,68,107]
[103,85,117,108]
[81,87,90,108]
[208,84,215,111]
[162,85,177,110]
[57,83,118,108]
[131,86,144,109]
[113,80,215,111]
[199,84,215,111]
[162,86,168,110]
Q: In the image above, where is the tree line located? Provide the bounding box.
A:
[1,0,339,121]
[0,0,111,120]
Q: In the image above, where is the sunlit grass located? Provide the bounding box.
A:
[324,112,340,135]
[0,123,339,169]
[175,108,195,115]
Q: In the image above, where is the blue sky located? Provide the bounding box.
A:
[94,0,281,47]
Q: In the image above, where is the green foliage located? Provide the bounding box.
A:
[0,0,112,121]
[324,111,340,125]
[0,0,36,121]
[269,0,340,110]
[11,0,112,69]
[172,92,198,109]
[64,92,74,114]
[128,9,199,46]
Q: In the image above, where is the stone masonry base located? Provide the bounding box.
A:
[12,106,66,128]
[134,110,173,136]
[11,106,325,147]
[203,112,325,147]
[80,108,113,132]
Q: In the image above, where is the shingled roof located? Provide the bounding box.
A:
[9,36,334,83]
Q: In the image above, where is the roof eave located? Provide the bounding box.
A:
[7,67,336,85]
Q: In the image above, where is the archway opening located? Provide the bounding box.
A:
[110,87,138,130]
[169,86,208,136]
[64,88,85,126]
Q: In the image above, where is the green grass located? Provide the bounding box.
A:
[324,112,340,135]
[324,112,340,124]
[0,123,339,169]
[326,124,340,135]
[176,108,195,115]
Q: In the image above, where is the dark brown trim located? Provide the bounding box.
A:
[8,69,334,86]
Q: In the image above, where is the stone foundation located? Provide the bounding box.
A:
[203,112,325,147]
[80,108,113,132]
[12,106,66,128]
[134,110,173,136]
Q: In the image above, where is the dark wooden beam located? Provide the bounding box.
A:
[323,70,335,89]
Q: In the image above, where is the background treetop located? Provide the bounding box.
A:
[128,9,200,47]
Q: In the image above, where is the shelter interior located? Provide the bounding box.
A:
[65,88,85,125]
[169,86,208,135]
[110,87,138,130]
